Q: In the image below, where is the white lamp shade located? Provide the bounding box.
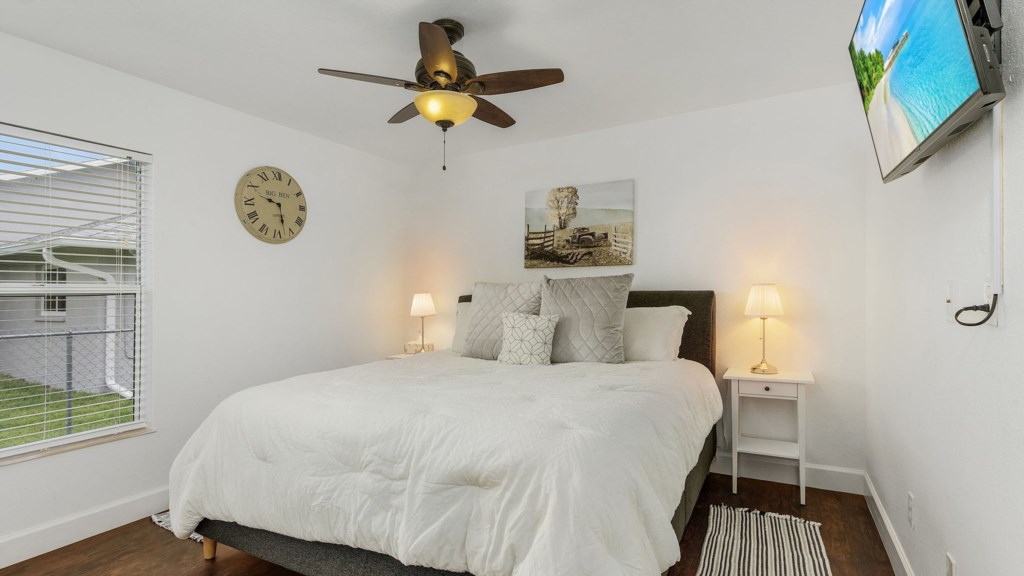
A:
[413,90,478,126]
[410,293,436,317]
[744,284,784,318]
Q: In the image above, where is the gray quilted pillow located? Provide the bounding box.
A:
[541,273,634,363]
[462,281,542,360]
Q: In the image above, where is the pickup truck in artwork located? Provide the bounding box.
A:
[567,227,608,247]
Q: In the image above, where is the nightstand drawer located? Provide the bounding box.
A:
[738,380,798,398]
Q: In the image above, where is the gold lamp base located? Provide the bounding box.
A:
[750,360,778,375]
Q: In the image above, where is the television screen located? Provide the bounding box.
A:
[849,0,1003,182]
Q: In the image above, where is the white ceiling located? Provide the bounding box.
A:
[0,0,863,163]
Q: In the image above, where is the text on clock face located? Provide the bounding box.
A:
[263,190,294,198]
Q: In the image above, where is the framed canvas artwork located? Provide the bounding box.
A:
[524,179,634,268]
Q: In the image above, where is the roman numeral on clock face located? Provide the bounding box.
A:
[259,223,269,235]
[295,216,304,227]
[243,197,255,206]
[272,229,282,239]
[246,211,259,223]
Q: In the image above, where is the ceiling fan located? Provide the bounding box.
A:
[318,19,564,131]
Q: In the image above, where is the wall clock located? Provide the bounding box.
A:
[234,166,307,244]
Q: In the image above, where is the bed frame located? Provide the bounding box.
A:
[196,290,717,576]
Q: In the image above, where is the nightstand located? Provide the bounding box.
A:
[724,367,814,505]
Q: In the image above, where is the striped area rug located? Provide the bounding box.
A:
[151,510,203,543]
[696,505,832,576]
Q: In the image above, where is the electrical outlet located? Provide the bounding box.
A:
[946,552,957,576]
[983,282,999,326]
[907,492,915,529]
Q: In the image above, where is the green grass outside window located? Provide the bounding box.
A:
[0,375,135,449]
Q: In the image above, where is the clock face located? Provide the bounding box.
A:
[234,166,307,244]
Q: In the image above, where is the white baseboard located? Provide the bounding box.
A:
[711,450,866,495]
[0,485,169,568]
[864,474,914,576]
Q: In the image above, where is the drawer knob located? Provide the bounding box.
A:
[764,386,771,392]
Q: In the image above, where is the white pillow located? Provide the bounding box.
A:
[622,306,691,361]
[497,312,559,365]
[451,301,473,353]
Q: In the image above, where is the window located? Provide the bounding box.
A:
[0,125,150,458]
[40,265,67,317]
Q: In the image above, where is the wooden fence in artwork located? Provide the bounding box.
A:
[525,225,555,256]
[611,225,633,259]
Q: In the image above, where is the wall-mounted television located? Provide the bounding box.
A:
[849,0,1004,182]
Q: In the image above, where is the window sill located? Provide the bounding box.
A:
[0,426,155,467]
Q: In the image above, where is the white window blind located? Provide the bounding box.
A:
[0,125,150,458]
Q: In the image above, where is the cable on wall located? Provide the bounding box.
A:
[955,100,1004,327]
[955,294,999,326]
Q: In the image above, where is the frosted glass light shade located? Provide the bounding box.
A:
[410,293,437,317]
[413,91,477,126]
[744,284,783,318]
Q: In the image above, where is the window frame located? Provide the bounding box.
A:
[39,264,67,318]
[0,123,151,462]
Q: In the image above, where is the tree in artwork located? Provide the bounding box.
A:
[546,186,579,230]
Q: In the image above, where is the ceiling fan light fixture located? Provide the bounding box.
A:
[414,90,477,128]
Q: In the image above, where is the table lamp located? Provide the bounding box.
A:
[745,284,784,374]
[410,293,436,353]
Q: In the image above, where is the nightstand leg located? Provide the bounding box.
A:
[798,385,806,505]
[731,379,739,495]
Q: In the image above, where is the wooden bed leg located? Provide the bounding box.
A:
[203,537,217,560]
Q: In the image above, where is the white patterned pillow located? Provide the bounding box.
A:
[462,281,542,360]
[497,312,559,365]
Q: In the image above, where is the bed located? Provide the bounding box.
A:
[172,290,720,576]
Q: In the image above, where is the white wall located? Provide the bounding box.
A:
[403,83,872,490]
[863,4,1024,574]
[5,9,1020,573]
[0,32,408,566]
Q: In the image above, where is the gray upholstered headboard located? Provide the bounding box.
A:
[457,290,716,375]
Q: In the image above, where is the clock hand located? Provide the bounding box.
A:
[258,196,286,228]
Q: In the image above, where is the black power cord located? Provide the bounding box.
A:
[954,293,999,327]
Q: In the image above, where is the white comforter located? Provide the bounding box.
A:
[170,352,722,576]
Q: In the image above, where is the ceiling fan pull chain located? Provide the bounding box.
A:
[442,128,447,171]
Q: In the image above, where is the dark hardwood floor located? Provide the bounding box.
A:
[2,473,893,576]
[671,473,894,576]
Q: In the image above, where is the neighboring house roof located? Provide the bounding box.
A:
[0,215,139,257]
[0,146,138,258]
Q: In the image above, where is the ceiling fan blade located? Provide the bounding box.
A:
[471,96,515,128]
[388,102,420,124]
[465,69,564,95]
[419,22,458,84]
[318,68,424,91]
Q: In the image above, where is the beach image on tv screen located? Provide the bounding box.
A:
[850,0,980,176]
